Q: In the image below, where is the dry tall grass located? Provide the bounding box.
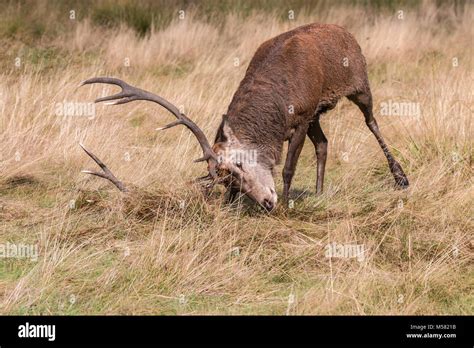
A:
[0,1,472,314]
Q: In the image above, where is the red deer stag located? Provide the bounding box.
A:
[79,23,409,211]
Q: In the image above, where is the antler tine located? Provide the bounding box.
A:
[80,77,136,104]
[193,173,217,197]
[79,77,218,169]
[79,143,127,192]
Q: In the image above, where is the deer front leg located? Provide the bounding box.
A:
[307,116,328,195]
[282,125,308,204]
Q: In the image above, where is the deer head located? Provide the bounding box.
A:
[78,78,277,211]
[211,119,277,210]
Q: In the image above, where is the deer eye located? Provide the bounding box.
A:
[235,161,243,169]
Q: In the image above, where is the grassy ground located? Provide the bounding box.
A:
[0,0,473,314]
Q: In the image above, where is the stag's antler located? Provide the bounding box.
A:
[79,143,127,192]
[79,77,218,165]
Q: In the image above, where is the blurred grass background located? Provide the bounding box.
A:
[0,0,469,40]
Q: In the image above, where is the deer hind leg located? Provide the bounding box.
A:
[282,124,308,203]
[307,114,328,195]
[348,91,409,188]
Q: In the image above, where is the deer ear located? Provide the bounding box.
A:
[222,119,235,140]
[212,141,226,160]
[214,114,229,143]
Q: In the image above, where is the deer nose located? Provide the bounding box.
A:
[262,199,274,211]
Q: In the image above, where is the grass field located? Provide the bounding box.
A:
[0,0,472,314]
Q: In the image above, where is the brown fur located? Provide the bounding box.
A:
[79,24,408,210]
[215,23,408,205]
[222,24,368,162]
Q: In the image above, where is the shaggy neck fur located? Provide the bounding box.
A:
[220,78,288,168]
